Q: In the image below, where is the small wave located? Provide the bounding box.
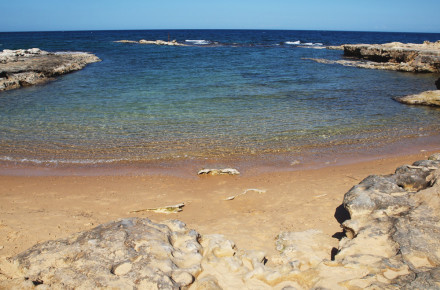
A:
[185,40,211,45]
[285,41,301,45]
[284,41,324,48]
[0,156,131,165]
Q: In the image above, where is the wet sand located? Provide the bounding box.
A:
[0,150,438,261]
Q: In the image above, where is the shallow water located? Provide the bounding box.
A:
[0,30,439,170]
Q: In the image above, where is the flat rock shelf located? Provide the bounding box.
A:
[0,48,101,91]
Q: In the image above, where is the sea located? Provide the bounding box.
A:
[0,30,440,175]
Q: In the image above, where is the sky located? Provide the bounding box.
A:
[1,0,440,33]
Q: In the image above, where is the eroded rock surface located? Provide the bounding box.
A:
[0,48,100,91]
[1,154,440,289]
[0,218,203,289]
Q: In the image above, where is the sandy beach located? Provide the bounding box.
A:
[1,150,437,262]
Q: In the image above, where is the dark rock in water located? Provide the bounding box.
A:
[436,77,440,89]
[0,48,100,91]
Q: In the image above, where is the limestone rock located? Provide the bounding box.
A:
[0,48,100,91]
[308,40,440,73]
[342,41,440,73]
[0,218,202,289]
[275,229,334,270]
[393,90,440,107]
[115,39,187,46]
[332,153,440,288]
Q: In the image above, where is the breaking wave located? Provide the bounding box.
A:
[185,40,211,45]
[284,41,324,48]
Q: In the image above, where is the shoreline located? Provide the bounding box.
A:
[0,149,438,260]
[0,132,439,177]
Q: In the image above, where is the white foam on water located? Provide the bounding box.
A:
[285,41,301,45]
[284,41,324,48]
[185,40,211,45]
[0,156,131,165]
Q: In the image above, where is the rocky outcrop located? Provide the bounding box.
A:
[313,41,440,73]
[393,90,440,107]
[0,48,100,91]
[342,41,440,73]
[115,39,187,46]
[1,154,440,289]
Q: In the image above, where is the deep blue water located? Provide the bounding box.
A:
[0,30,440,168]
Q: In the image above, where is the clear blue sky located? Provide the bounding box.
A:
[1,0,440,33]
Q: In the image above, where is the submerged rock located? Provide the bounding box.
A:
[393,90,440,107]
[0,48,100,91]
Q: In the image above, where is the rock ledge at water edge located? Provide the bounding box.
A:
[0,48,101,91]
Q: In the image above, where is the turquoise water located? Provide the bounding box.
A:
[0,30,439,169]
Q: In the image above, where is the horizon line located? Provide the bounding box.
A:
[1,28,440,34]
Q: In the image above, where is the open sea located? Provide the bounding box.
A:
[1,30,440,174]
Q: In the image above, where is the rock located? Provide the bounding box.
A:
[308,40,440,73]
[326,45,344,50]
[190,275,222,290]
[331,154,440,288]
[436,77,440,89]
[115,39,187,46]
[393,90,440,107]
[275,229,334,270]
[111,262,132,276]
[171,270,194,287]
[342,41,440,73]
[197,168,240,176]
[114,40,139,44]
[0,48,100,91]
[0,218,203,289]
[429,153,440,161]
